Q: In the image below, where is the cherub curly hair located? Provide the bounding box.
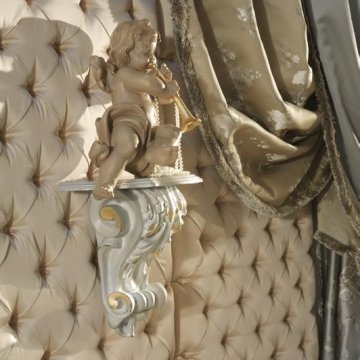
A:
[108,19,159,69]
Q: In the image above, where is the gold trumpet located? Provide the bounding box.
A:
[147,62,202,133]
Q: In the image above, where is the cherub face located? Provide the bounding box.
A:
[128,37,157,71]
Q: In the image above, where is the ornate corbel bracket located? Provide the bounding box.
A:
[90,186,186,336]
[59,175,202,337]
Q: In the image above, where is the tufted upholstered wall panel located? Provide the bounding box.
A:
[0,1,318,359]
[173,131,318,360]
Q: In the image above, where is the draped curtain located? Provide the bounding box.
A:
[169,0,360,358]
[170,0,331,218]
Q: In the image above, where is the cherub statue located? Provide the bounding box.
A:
[88,19,182,200]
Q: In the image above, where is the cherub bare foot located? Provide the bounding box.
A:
[93,184,114,200]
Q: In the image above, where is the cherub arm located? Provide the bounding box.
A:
[119,67,179,99]
[156,64,176,105]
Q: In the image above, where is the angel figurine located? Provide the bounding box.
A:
[88,19,182,200]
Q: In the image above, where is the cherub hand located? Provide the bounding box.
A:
[159,63,172,82]
[90,55,105,69]
[166,79,180,97]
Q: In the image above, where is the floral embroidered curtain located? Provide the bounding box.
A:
[169,0,331,218]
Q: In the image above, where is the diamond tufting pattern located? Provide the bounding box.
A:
[0,1,318,359]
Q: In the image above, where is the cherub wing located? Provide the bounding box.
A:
[87,55,114,94]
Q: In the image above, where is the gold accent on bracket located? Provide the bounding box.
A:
[100,206,122,229]
[146,223,161,237]
[108,292,135,312]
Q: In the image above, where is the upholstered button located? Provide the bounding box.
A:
[144,323,153,335]
[203,305,209,316]
[31,169,41,187]
[218,265,224,277]
[62,219,71,230]
[40,350,51,360]
[61,210,71,229]
[299,334,306,349]
[69,300,78,315]
[53,41,62,56]
[251,253,259,269]
[97,338,105,351]
[0,129,5,144]
[264,221,272,234]
[26,83,35,97]
[221,334,228,346]
[283,311,290,325]
[3,222,13,236]
[268,284,275,301]
[25,0,32,6]
[8,312,18,332]
[79,0,87,12]
[270,347,278,359]
[57,127,66,142]
[38,260,48,280]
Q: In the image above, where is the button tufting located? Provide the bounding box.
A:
[62,218,71,230]
[218,265,225,277]
[79,0,87,12]
[53,41,62,56]
[299,334,306,349]
[251,252,260,269]
[57,127,66,142]
[62,197,72,229]
[8,312,18,333]
[25,0,32,6]
[41,350,51,360]
[26,83,36,97]
[38,261,48,280]
[69,300,78,315]
[264,221,272,234]
[283,312,290,325]
[31,171,41,188]
[268,284,276,301]
[221,334,228,346]
[3,222,13,236]
[0,129,5,144]
[97,338,105,351]
[270,346,278,359]
[144,323,153,335]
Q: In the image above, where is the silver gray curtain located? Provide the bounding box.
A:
[304,0,360,358]
[305,0,360,236]
[313,243,360,360]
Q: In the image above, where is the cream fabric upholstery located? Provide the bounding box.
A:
[0,1,318,359]
[174,132,318,359]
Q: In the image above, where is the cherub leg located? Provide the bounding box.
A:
[93,124,139,200]
[143,124,181,166]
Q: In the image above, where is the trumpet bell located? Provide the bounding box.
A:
[173,96,202,133]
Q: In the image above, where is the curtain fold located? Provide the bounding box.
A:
[303,0,360,241]
[168,1,360,358]
[170,0,331,218]
[313,242,360,360]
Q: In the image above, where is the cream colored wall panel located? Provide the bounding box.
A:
[0,2,174,359]
[173,131,318,360]
[0,1,318,359]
